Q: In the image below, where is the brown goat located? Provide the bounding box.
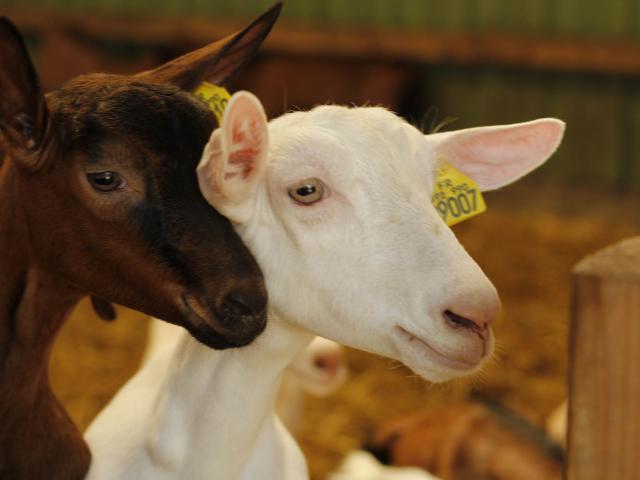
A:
[0,5,280,479]
[369,401,564,480]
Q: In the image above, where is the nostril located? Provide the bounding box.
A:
[219,289,267,320]
[444,310,487,334]
[314,355,339,376]
[221,292,253,318]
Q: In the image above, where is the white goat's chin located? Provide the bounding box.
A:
[391,325,492,383]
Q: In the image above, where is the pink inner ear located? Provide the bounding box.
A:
[233,126,246,144]
[227,114,263,180]
[227,147,258,180]
[446,120,564,191]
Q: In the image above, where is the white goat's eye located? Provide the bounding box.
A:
[288,178,326,205]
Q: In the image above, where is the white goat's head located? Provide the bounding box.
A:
[198,93,564,382]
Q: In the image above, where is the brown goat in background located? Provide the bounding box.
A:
[369,401,564,480]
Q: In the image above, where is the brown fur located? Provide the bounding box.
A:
[0,4,281,479]
[368,401,564,480]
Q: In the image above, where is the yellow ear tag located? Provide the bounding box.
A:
[194,81,231,124]
[431,162,487,226]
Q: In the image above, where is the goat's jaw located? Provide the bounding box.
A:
[391,324,493,383]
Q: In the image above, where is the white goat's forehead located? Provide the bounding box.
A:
[270,105,410,147]
[268,105,435,186]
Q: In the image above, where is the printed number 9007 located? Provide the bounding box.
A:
[435,189,478,221]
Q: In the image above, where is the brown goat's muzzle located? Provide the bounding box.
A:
[180,287,268,349]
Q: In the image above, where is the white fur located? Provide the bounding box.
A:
[329,450,440,480]
[141,318,182,365]
[276,336,348,433]
[142,318,347,433]
[85,92,564,479]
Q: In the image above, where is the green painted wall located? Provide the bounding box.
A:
[3,0,640,40]
[4,0,639,188]
[422,66,639,189]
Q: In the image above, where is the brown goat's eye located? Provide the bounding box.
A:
[288,178,326,205]
[87,171,126,192]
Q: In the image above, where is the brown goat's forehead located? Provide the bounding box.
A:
[48,73,215,159]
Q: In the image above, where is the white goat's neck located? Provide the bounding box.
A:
[148,316,313,479]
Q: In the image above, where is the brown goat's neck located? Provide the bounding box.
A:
[0,163,90,480]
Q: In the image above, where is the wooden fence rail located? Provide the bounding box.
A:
[568,237,640,479]
[9,7,640,76]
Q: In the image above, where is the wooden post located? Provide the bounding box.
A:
[568,237,640,480]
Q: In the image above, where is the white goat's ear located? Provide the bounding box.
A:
[197,91,268,223]
[425,118,565,191]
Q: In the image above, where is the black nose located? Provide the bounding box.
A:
[219,289,267,319]
[210,287,267,347]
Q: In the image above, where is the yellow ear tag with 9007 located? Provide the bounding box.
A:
[431,162,486,226]
[194,81,231,124]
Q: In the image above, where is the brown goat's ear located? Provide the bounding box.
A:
[90,296,118,322]
[0,17,49,169]
[136,3,281,91]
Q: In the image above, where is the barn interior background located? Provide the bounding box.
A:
[3,0,639,477]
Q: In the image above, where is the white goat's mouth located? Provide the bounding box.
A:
[392,325,482,372]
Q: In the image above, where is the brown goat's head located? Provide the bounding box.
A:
[0,5,282,348]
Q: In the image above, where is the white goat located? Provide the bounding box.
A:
[329,450,441,480]
[85,92,564,479]
[276,336,348,434]
[142,318,347,433]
